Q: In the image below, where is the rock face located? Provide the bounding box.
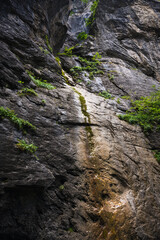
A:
[0,0,160,239]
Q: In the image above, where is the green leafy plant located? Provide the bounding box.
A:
[118,89,160,132]
[27,71,56,90]
[0,106,36,132]
[98,90,113,99]
[117,98,121,104]
[45,35,53,53]
[107,73,114,81]
[18,81,24,85]
[92,52,102,60]
[18,88,38,96]
[16,139,37,154]
[70,53,103,80]
[77,32,88,41]
[85,0,99,26]
[153,150,160,164]
[58,46,76,57]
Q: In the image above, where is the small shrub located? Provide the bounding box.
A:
[77,32,88,41]
[16,139,37,154]
[0,106,36,132]
[27,71,56,90]
[118,89,160,132]
[18,88,38,96]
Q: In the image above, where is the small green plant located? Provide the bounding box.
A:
[16,139,37,154]
[18,81,24,85]
[41,99,46,105]
[153,150,160,164]
[98,90,113,99]
[0,106,36,132]
[59,185,64,190]
[70,53,103,80]
[45,35,53,53]
[39,46,50,55]
[58,46,76,57]
[107,73,114,81]
[118,89,160,132]
[85,0,99,26]
[77,79,82,83]
[77,32,88,41]
[18,88,38,96]
[121,95,131,100]
[92,52,102,60]
[68,228,74,233]
[117,98,121,104]
[27,71,56,90]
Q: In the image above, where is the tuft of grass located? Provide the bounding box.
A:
[0,106,36,132]
[118,89,160,133]
[16,139,37,154]
[18,88,38,96]
[27,71,56,90]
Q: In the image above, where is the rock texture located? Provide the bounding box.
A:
[0,0,160,239]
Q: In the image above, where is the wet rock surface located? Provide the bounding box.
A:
[0,0,160,239]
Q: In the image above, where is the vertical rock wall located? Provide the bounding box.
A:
[0,0,160,239]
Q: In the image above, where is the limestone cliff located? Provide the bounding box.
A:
[0,0,160,239]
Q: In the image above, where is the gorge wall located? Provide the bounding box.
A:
[0,0,160,239]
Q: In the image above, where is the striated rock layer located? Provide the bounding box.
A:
[0,0,160,239]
